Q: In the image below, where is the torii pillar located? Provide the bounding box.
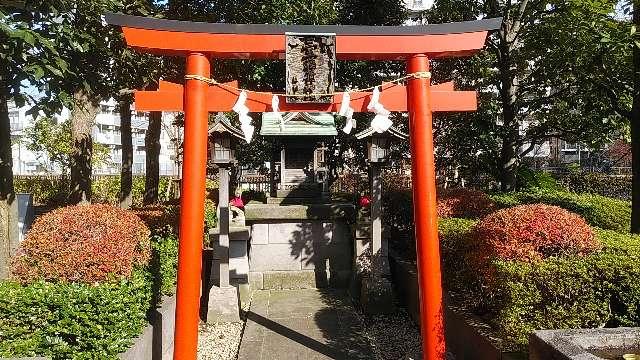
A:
[106,13,500,360]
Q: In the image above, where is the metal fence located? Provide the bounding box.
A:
[239,174,271,193]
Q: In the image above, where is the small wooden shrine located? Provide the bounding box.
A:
[261,112,337,199]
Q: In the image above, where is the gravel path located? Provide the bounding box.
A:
[361,309,423,360]
[197,322,243,360]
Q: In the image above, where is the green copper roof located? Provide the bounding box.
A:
[260,112,337,136]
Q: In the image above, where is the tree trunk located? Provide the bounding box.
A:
[0,72,19,279]
[496,27,520,192]
[144,111,161,205]
[69,90,98,204]
[119,98,133,209]
[631,1,640,234]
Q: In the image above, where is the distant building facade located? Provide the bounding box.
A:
[9,99,181,176]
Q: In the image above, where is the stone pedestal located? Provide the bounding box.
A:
[210,226,250,284]
[245,203,355,290]
[206,285,240,323]
[360,277,394,315]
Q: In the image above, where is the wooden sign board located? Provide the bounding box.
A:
[285,33,336,103]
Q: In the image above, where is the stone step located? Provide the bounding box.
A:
[267,196,330,205]
[276,188,321,198]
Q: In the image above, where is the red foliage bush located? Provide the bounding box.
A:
[471,204,599,266]
[437,188,496,219]
[132,204,179,230]
[11,204,151,284]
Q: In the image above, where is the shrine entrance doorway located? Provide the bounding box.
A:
[106,13,500,360]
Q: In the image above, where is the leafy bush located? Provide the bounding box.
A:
[516,168,563,191]
[488,229,640,350]
[330,172,368,194]
[13,176,69,206]
[204,199,218,231]
[13,175,178,207]
[439,218,479,296]
[381,188,415,259]
[91,176,175,205]
[149,229,179,297]
[556,172,631,200]
[132,204,179,233]
[0,270,152,360]
[11,204,151,284]
[439,220,640,351]
[472,205,598,266]
[437,187,496,219]
[490,189,631,232]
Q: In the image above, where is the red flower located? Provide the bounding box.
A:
[359,195,371,207]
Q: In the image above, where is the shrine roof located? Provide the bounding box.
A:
[355,126,409,140]
[261,112,337,136]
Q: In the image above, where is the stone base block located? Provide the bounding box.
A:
[530,328,640,360]
[249,270,352,290]
[360,277,394,315]
[263,270,316,290]
[206,286,240,323]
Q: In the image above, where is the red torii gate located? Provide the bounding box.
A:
[106,13,500,360]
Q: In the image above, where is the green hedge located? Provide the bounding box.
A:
[0,270,152,359]
[556,172,631,200]
[491,228,640,350]
[490,190,631,232]
[438,218,640,352]
[0,230,179,359]
[13,176,177,206]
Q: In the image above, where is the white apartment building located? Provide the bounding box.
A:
[403,0,432,23]
[9,99,181,176]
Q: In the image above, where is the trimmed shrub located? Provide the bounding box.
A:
[472,204,598,264]
[488,229,640,350]
[150,229,179,297]
[0,270,152,360]
[556,172,631,200]
[13,176,69,206]
[516,168,563,192]
[382,188,415,259]
[438,221,640,351]
[13,175,178,207]
[132,204,179,232]
[439,218,479,296]
[490,189,631,232]
[11,204,151,284]
[437,187,496,219]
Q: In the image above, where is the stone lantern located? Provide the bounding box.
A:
[210,113,243,165]
[359,128,407,163]
[354,125,408,314]
[207,113,246,324]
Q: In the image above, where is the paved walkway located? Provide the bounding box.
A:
[237,289,373,360]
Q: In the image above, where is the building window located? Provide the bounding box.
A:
[562,142,578,151]
[9,111,20,131]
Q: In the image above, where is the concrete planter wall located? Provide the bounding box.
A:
[530,328,640,360]
[119,294,176,360]
[389,253,523,360]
